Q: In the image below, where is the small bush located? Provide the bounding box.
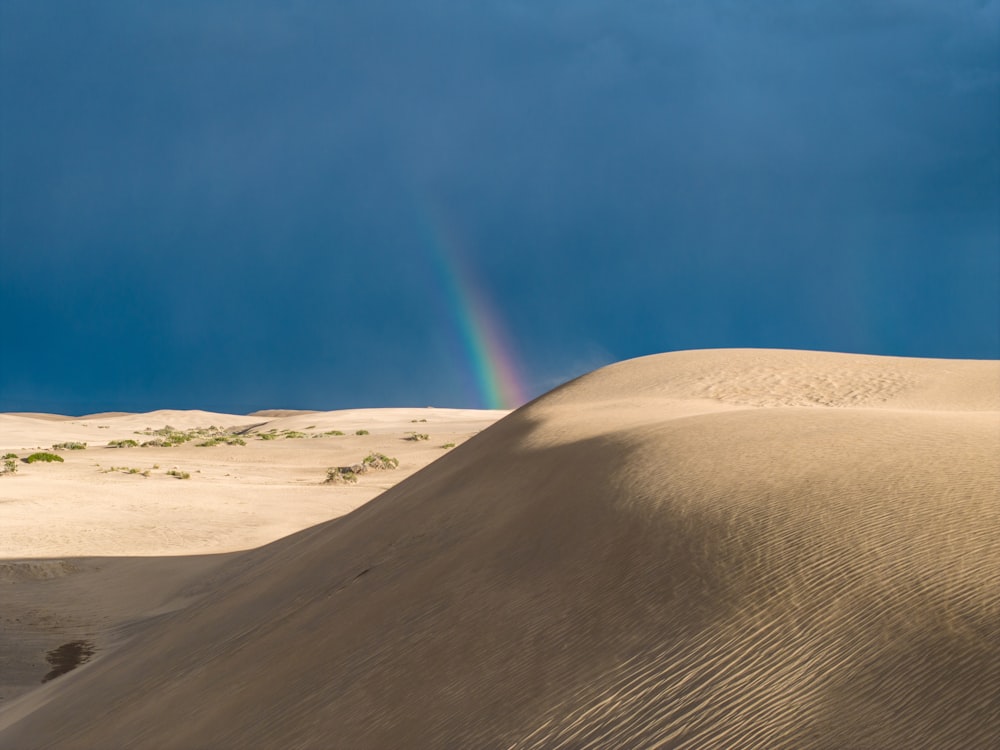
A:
[325,452,398,484]
[257,432,278,440]
[2,453,17,459]
[440,443,456,449]
[107,439,139,448]
[141,439,168,447]
[166,469,190,480]
[355,429,369,436]
[25,452,64,463]
[52,442,87,451]
[363,452,399,470]
[1,455,17,475]
[404,433,429,442]
[282,431,307,439]
[325,466,361,484]
[324,430,345,436]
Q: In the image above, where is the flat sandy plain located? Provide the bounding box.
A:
[0,349,998,748]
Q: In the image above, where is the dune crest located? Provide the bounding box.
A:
[1,349,997,749]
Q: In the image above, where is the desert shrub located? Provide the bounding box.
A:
[257,432,278,440]
[52,442,86,450]
[324,430,345,436]
[107,439,139,448]
[227,437,246,446]
[25,452,64,463]
[325,452,398,484]
[166,469,190,479]
[1,455,17,475]
[141,439,168,447]
[440,443,456,449]
[282,431,307,439]
[325,465,361,484]
[363,452,399,470]
[355,429,369,436]
[404,433,429,442]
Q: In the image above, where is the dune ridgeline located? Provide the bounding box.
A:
[1,349,997,748]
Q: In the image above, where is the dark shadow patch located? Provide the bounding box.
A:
[41,640,95,683]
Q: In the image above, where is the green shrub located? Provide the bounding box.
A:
[107,439,139,448]
[325,466,360,484]
[404,433,429,442]
[325,452,398,484]
[362,452,399,470]
[25,452,64,463]
[52,442,86,450]
[166,469,190,479]
[324,430,345,436]
[355,429,369,436]
[1,455,17,475]
[282,431,307,439]
[257,432,278,440]
[440,443,456,449]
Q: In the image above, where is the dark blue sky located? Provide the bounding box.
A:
[2,1,998,413]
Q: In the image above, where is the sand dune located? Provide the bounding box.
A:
[0,350,997,748]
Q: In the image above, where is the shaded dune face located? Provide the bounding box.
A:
[2,350,998,749]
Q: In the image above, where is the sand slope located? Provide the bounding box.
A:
[1,350,997,748]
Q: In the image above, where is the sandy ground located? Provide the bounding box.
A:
[0,349,997,748]
[0,407,505,708]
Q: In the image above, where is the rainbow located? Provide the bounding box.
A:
[421,203,528,410]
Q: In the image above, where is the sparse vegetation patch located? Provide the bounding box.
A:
[1,454,17,475]
[166,469,190,479]
[52,442,87,451]
[325,452,399,484]
[107,439,139,448]
[355,429,369,436]
[25,452,64,464]
[404,433,429,442]
[135,425,248,447]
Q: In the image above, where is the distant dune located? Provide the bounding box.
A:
[0,350,997,748]
[247,409,320,417]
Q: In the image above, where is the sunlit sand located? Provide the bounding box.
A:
[1,349,997,748]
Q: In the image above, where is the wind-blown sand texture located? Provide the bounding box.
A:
[1,349,998,749]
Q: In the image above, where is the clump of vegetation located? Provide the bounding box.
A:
[324,430,345,436]
[25,452,64,463]
[135,425,248,448]
[282,431,307,439]
[440,443,456,449]
[410,418,428,423]
[52,442,87,451]
[363,452,399,470]
[404,432,429,442]
[326,465,361,484]
[355,429,369,436]
[257,432,278,440]
[1,453,17,475]
[166,469,190,480]
[325,452,399,484]
[107,439,139,448]
[196,436,247,447]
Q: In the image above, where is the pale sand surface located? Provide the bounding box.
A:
[0,349,997,748]
[0,407,505,710]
